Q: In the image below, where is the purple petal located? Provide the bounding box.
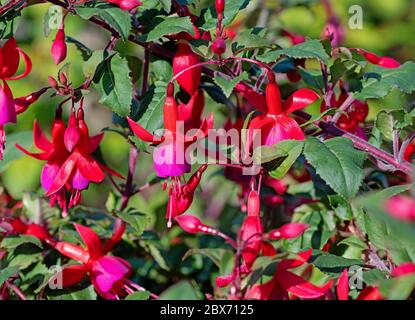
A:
[153,140,191,178]
[91,256,131,294]
[0,84,16,125]
[41,163,60,191]
[71,168,90,190]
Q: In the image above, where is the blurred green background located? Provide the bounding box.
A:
[2,0,414,221]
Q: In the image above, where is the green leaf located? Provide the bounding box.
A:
[125,291,151,300]
[55,285,97,300]
[375,111,394,141]
[268,140,305,179]
[200,0,250,30]
[43,5,63,37]
[310,251,363,276]
[303,137,366,199]
[337,236,368,251]
[65,36,92,60]
[1,235,43,250]
[151,60,173,82]
[144,16,194,42]
[0,131,33,173]
[159,280,202,300]
[77,6,131,41]
[213,72,249,98]
[0,266,19,288]
[183,248,232,269]
[94,53,133,117]
[353,62,415,100]
[116,210,152,237]
[379,274,415,300]
[258,39,329,65]
[232,28,270,53]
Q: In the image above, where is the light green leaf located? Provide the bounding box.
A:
[353,62,415,100]
[144,16,194,42]
[1,235,43,250]
[125,291,151,300]
[303,137,366,199]
[258,39,329,65]
[116,210,152,237]
[214,72,249,98]
[268,140,305,179]
[310,251,363,276]
[0,131,33,173]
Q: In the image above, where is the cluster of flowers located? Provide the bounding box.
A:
[0,0,414,300]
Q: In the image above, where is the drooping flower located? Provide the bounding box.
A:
[245,249,333,300]
[51,25,67,65]
[16,106,122,214]
[352,48,400,68]
[127,84,213,226]
[385,195,415,222]
[247,72,319,149]
[172,41,201,95]
[51,223,149,300]
[0,37,32,159]
[240,190,263,268]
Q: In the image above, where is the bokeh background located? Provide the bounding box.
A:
[2,0,415,229]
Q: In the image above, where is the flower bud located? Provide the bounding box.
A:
[215,0,225,16]
[172,41,201,95]
[51,26,67,65]
[175,215,203,234]
[211,38,226,55]
[267,222,309,240]
[48,76,59,89]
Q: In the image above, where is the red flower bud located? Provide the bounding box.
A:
[48,76,59,89]
[211,38,226,55]
[267,222,309,240]
[175,215,203,234]
[173,41,201,95]
[25,223,52,242]
[247,190,260,217]
[385,195,415,222]
[14,87,48,114]
[51,26,67,65]
[215,0,225,16]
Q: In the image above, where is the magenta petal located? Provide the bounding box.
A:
[153,140,191,178]
[71,168,90,190]
[263,116,304,146]
[0,83,16,125]
[91,256,131,297]
[41,163,60,191]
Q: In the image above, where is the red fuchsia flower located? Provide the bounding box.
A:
[13,87,48,115]
[173,41,201,95]
[16,106,122,213]
[404,140,415,162]
[385,195,415,222]
[245,249,333,300]
[165,164,207,224]
[52,223,150,300]
[265,222,309,240]
[0,217,54,244]
[107,0,142,11]
[127,84,213,226]
[351,48,401,69]
[247,72,320,148]
[51,25,67,65]
[0,37,32,159]
[240,190,263,268]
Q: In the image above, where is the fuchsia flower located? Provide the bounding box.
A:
[336,268,383,300]
[247,72,319,148]
[0,37,32,159]
[240,190,263,268]
[245,249,333,300]
[0,217,53,243]
[385,195,415,222]
[352,48,401,68]
[127,83,212,227]
[51,25,67,65]
[16,106,122,213]
[265,222,309,240]
[52,223,147,300]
